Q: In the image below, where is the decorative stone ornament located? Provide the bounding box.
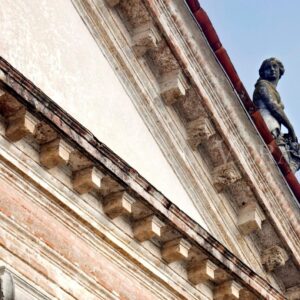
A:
[261,245,289,272]
[212,162,242,192]
[133,215,165,242]
[186,117,216,150]
[0,90,23,117]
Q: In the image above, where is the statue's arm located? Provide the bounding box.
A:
[259,86,297,142]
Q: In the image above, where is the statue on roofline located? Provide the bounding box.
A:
[253,57,300,172]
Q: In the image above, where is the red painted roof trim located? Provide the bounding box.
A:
[186,0,300,202]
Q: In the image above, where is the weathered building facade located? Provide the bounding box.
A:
[0,0,299,299]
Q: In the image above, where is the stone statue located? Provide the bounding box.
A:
[253,58,300,172]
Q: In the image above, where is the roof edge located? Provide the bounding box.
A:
[185,0,300,202]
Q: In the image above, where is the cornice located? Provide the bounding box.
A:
[71,0,226,241]
[0,55,286,298]
[143,0,300,286]
[69,0,299,295]
[71,0,270,276]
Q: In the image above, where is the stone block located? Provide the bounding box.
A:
[133,215,164,242]
[0,90,23,117]
[214,280,242,300]
[72,166,104,194]
[214,268,232,284]
[161,237,191,263]
[160,70,188,105]
[103,191,135,219]
[69,151,93,171]
[131,200,153,220]
[187,259,218,285]
[187,117,216,150]
[132,22,161,57]
[100,176,123,197]
[40,138,72,169]
[237,202,264,235]
[33,122,58,144]
[5,111,38,142]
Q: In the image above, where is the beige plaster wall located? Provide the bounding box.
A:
[0,0,208,229]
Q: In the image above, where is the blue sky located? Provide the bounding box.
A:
[199,0,300,137]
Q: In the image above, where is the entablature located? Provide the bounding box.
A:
[0,56,286,299]
[69,0,300,296]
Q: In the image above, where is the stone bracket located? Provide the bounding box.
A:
[159,70,188,105]
[186,117,216,150]
[72,166,104,194]
[161,237,191,263]
[132,22,161,57]
[0,89,23,117]
[214,280,242,300]
[103,191,135,219]
[40,138,72,169]
[133,215,165,242]
[187,259,218,285]
[212,162,242,192]
[238,202,265,235]
[33,121,58,144]
[5,110,38,142]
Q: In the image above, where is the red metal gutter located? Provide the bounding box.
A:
[186,0,300,202]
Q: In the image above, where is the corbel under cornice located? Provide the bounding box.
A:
[0,55,286,299]
[69,0,300,295]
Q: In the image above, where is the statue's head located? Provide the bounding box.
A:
[259,57,285,82]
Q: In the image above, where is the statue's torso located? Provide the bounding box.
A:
[253,79,283,109]
[253,80,283,133]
